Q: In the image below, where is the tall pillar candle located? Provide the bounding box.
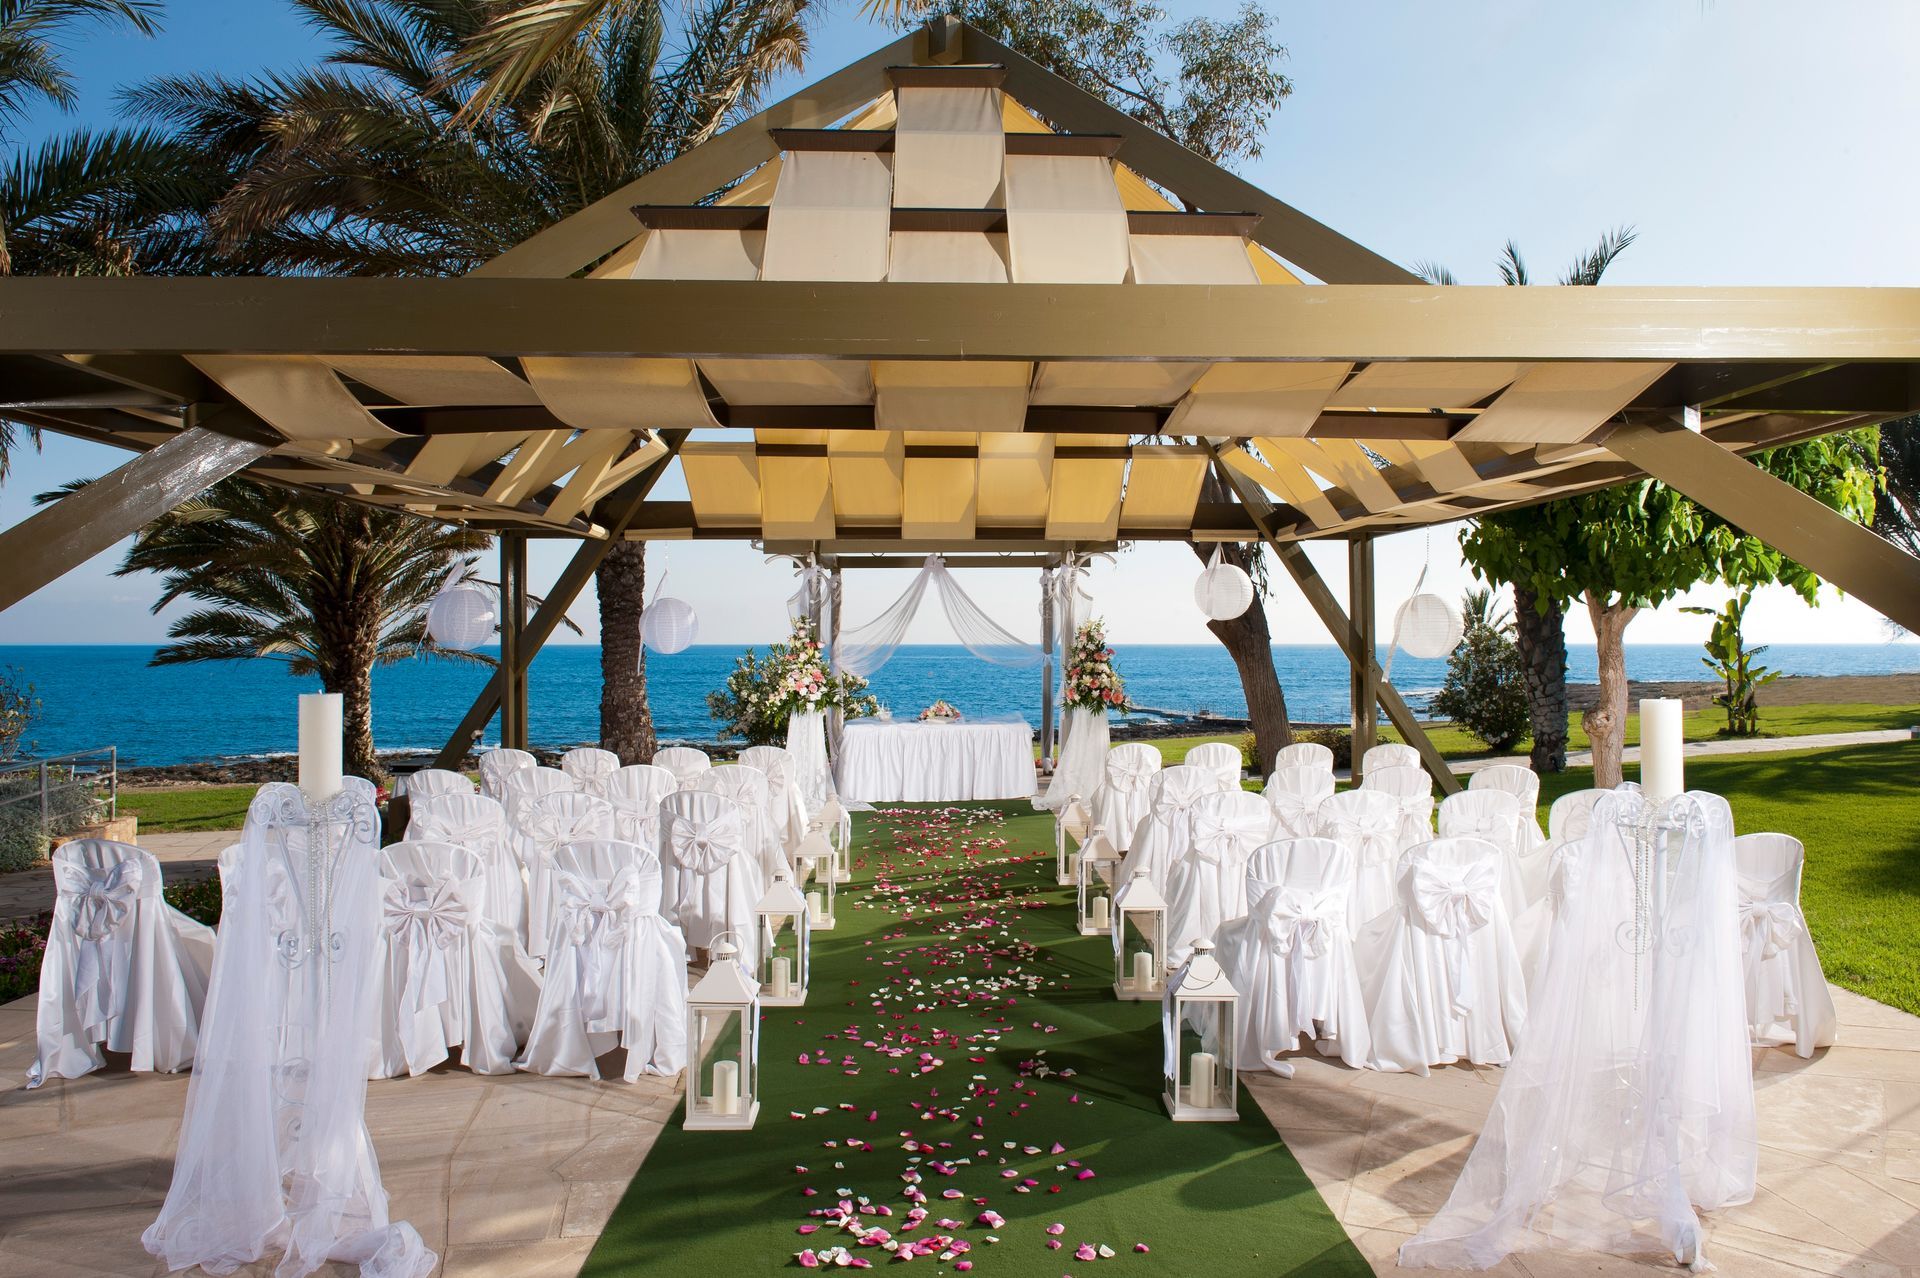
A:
[771,956,792,1000]
[1640,698,1685,801]
[1188,1051,1217,1110]
[711,1060,740,1117]
[298,692,344,801]
[1090,894,1111,931]
[1132,949,1155,992]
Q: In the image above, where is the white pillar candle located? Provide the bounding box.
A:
[1090,895,1111,931]
[298,692,344,801]
[1640,698,1685,801]
[1132,949,1154,992]
[1188,1050,1217,1110]
[711,1059,740,1116]
[807,889,825,921]
[771,956,792,1000]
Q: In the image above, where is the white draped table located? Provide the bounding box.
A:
[837,719,1036,803]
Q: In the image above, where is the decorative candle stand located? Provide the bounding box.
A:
[685,935,761,1130]
[1075,832,1121,937]
[755,866,810,1007]
[796,828,837,931]
[1163,939,1240,1122]
[1056,794,1091,886]
[1112,871,1167,1001]
[1613,791,1708,1010]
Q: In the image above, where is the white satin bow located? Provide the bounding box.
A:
[1411,858,1501,1016]
[668,812,743,873]
[1192,815,1267,867]
[64,860,143,1032]
[1740,896,1804,960]
[383,878,471,1012]
[1267,794,1319,837]
[1262,885,1348,958]
[555,866,642,1023]
[1329,813,1401,866]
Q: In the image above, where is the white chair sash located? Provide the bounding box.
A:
[63,857,145,1032]
[554,863,642,1025]
[667,803,745,875]
[1263,884,1349,959]
[1409,857,1502,1015]
[382,876,472,1016]
[1739,895,1804,963]
[477,748,535,801]
[561,747,621,795]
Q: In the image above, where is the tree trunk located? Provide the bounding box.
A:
[336,655,381,784]
[1512,584,1569,772]
[597,540,657,764]
[1187,538,1293,773]
[1584,592,1639,788]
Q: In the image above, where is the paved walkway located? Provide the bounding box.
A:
[0,831,228,922]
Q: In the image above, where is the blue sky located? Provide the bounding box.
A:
[1,0,1915,649]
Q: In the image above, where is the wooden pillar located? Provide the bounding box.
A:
[499,532,529,750]
[1039,565,1057,765]
[1348,535,1378,781]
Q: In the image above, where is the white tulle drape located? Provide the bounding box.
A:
[836,555,1045,676]
[1037,705,1109,812]
[1400,789,1755,1271]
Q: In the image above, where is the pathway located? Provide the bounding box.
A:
[0,830,227,922]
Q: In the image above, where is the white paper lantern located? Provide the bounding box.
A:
[1193,547,1254,621]
[426,582,496,651]
[643,596,699,655]
[1392,592,1465,659]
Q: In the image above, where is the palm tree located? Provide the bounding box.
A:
[1876,415,1919,557]
[131,0,816,764]
[44,477,491,780]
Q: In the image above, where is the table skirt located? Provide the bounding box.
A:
[837,720,1036,803]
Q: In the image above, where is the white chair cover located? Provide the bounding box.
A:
[1364,837,1527,1076]
[1735,832,1836,1058]
[1402,790,1754,1270]
[344,776,380,806]
[515,792,615,962]
[1361,742,1422,776]
[1263,766,1335,838]
[144,783,434,1278]
[560,746,621,796]
[1038,705,1109,812]
[1088,742,1162,853]
[1437,789,1535,916]
[654,745,713,789]
[1165,790,1275,965]
[603,763,679,853]
[501,764,575,824]
[517,839,690,1082]
[694,764,782,879]
[1216,837,1370,1074]
[1470,763,1547,847]
[741,745,808,856]
[1314,789,1405,930]
[28,839,215,1087]
[1116,764,1227,894]
[1547,787,1606,845]
[370,841,542,1078]
[1272,741,1335,773]
[477,747,535,802]
[1184,741,1244,791]
[659,790,761,969]
[1363,764,1435,848]
[406,792,529,949]
[1511,836,1584,998]
[403,768,473,801]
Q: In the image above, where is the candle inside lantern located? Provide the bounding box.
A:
[1640,698,1685,801]
[1091,895,1111,931]
[1189,1051,1217,1109]
[1132,949,1154,992]
[711,1060,740,1116]
[771,956,792,1000]
[807,889,825,921]
[298,692,344,801]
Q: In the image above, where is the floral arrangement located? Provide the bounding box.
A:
[918,699,962,722]
[1063,618,1128,712]
[706,618,879,746]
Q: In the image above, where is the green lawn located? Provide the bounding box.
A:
[119,785,256,833]
[1381,700,1918,760]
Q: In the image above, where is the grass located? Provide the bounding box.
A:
[1380,700,1918,760]
[118,785,255,833]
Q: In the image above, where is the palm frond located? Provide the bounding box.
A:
[1559,224,1637,287]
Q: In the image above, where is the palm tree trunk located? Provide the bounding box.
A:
[1512,584,1569,772]
[1187,538,1293,774]
[597,540,657,763]
[1584,592,1639,788]
[338,657,380,783]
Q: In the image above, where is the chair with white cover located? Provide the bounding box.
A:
[518,839,689,1082]
[1088,742,1162,853]
[343,776,380,806]
[740,745,808,856]
[603,764,679,853]
[1264,766,1335,839]
[1735,833,1836,1058]
[694,764,782,878]
[1360,742,1421,777]
[1185,741,1243,791]
[515,792,615,962]
[405,768,475,801]
[1117,764,1227,893]
[1364,837,1527,1075]
[477,747,535,802]
[1165,790,1275,966]
[1470,763,1547,847]
[371,840,542,1078]
[660,790,762,970]
[560,747,621,796]
[501,765,575,826]
[1547,788,1607,846]
[1437,789,1535,917]
[1273,741,1335,774]
[653,746,712,789]
[1313,789,1405,930]
[1363,765,1435,849]
[1215,837,1369,1074]
[28,840,216,1087]
[407,792,530,949]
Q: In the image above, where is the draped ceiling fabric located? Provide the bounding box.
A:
[836,555,1045,677]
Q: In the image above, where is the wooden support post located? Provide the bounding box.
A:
[500,533,529,750]
[1039,565,1057,766]
[1348,535,1379,781]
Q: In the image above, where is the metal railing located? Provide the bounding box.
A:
[0,746,118,833]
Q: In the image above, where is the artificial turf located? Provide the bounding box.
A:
[582,801,1368,1277]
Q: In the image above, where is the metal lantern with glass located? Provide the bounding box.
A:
[684,935,761,1130]
[1056,793,1092,886]
[796,827,837,931]
[755,865,810,1007]
[818,798,852,884]
[1112,870,1168,1001]
[1075,831,1122,937]
[1162,939,1240,1122]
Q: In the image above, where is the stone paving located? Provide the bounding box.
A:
[0,831,228,922]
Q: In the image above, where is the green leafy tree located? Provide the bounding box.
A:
[1681,587,1778,736]
[1429,588,1529,752]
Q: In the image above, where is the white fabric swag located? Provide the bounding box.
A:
[835,555,1045,677]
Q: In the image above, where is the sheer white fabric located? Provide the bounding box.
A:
[28,839,214,1086]
[659,790,762,969]
[1548,788,1607,845]
[560,747,621,796]
[343,776,379,808]
[1038,705,1109,813]
[835,555,1045,676]
[694,765,782,880]
[1363,764,1435,848]
[144,783,435,1278]
[1364,837,1527,1076]
[1471,764,1547,847]
[1401,790,1755,1270]
[402,768,473,801]
[501,765,575,826]
[1734,833,1836,1058]
[741,745,808,855]
[1272,742,1334,773]
[786,710,833,813]
[1215,838,1370,1074]
[517,839,690,1082]
[1438,790,1534,917]
[405,792,529,951]
[603,764,679,854]
[1088,742,1162,852]
[1117,765,1228,894]
[1314,789,1405,930]
[370,841,541,1078]
[1361,742,1422,776]
[1165,790,1275,965]
[1263,766,1335,839]
[515,793,615,962]
[653,746,712,789]
[476,748,534,802]
[1185,741,1244,791]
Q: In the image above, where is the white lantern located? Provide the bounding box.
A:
[1112,870,1168,1001]
[643,596,699,655]
[426,580,496,651]
[1193,545,1254,621]
[796,827,837,931]
[1055,793,1092,886]
[685,935,761,1130]
[818,797,852,884]
[1393,592,1465,660]
[1163,939,1241,1122]
[755,867,810,1007]
[1075,832,1122,937]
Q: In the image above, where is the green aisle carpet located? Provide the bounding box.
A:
[583,801,1368,1276]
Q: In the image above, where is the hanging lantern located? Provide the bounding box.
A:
[1075,831,1123,937]
[684,934,761,1130]
[1392,592,1465,660]
[1162,939,1241,1122]
[643,596,700,655]
[1112,870,1168,1001]
[426,577,496,651]
[755,866,810,1008]
[1192,545,1254,621]
[796,826,837,931]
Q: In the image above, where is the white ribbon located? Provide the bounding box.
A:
[1266,792,1319,838]
[666,809,743,874]
[382,877,471,1013]
[1191,811,1269,868]
[1411,858,1501,1016]
[555,865,641,1023]
[64,860,142,1032]
[1262,885,1348,958]
[1739,896,1804,961]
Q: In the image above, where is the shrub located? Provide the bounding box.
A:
[0,913,50,1004]
[1298,727,1352,771]
[164,877,223,928]
[1430,608,1531,752]
[0,766,104,873]
[1239,732,1258,773]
